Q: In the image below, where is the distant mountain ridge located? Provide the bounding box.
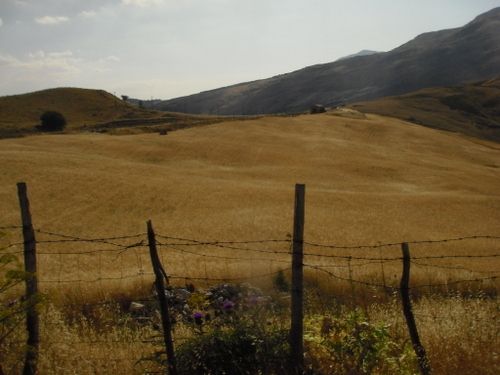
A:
[154,7,500,115]
[336,50,382,61]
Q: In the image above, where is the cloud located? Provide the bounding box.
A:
[121,0,164,7]
[79,10,97,18]
[35,16,70,25]
[100,55,121,63]
[0,50,122,82]
[0,18,3,27]
[0,50,81,75]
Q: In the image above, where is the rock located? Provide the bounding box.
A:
[129,302,146,313]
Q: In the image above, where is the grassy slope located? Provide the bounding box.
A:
[1,113,499,243]
[0,87,161,132]
[351,77,500,142]
[1,113,499,373]
[0,87,240,138]
[1,113,499,292]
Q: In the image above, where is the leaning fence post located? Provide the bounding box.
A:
[290,184,305,374]
[147,220,177,375]
[400,242,431,375]
[17,182,39,375]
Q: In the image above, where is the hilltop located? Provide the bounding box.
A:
[351,77,500,142]
[0,88,159,135]
[0,87,249,138]
[153,7,500,115]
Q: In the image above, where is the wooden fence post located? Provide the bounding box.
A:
[147,220,177,375]
[17,182,39,375]
[290,184,305,374]
[400,242,431,375]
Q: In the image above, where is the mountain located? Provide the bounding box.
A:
[336,50,382,61]
[351,77,500,142]
[154,7,500,115]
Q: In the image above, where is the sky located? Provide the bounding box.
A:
[1,0,499,100]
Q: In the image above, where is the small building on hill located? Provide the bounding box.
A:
[310,104,326,114]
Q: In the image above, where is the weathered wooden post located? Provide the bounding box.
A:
[401,242,431,375]
[17,182,39,375]
[147,220,177,375]
[290,184,305,374]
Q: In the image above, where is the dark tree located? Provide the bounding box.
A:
[39,111,67,131]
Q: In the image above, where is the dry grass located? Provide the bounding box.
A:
[0,87,255,139]
[1,112,499,373]
[0,87,164,135]
[3,303,162,374]
[370,296,499,375]
[1,112,499,293]
[351,77,500,142]
[1,113,500,238]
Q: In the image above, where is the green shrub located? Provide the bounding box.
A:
[176,322,289,375]
[306,310,415,374]
[39,111,67,131]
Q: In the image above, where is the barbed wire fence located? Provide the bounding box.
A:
[1,184,499,374]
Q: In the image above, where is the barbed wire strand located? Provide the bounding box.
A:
[156,233,289,245]
[0,225,22,230]
[411,260,500,274]
[161,243,291,264]
[156,239,291,256]
[304,234,500,250]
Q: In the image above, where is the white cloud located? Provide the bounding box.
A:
[100,55,121,63]
[0,50,122,87]
[121,0,164,7]
[35,16,70,25]
[79,10,97,18]
[1,50,81,75]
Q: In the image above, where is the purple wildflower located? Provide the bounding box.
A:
[193,311,204,325]
[223,299,235,311]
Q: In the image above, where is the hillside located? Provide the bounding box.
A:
[154,7,500,115]
[1,112,499,243]
[351,77,500,142]
[1,112,499,374]
[0,87,250,138]
[0,87,163,133]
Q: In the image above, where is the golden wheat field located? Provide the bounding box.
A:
[1,112,500,290]
[1,112,499,374]
[2,112,500,236]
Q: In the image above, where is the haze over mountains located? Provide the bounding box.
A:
[154,7,500,115]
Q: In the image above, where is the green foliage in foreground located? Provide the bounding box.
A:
[305,310,416,374]
[150,283,416,375]
[0,232,28,370]
[0,232,25,342]
[176,321,289,375]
